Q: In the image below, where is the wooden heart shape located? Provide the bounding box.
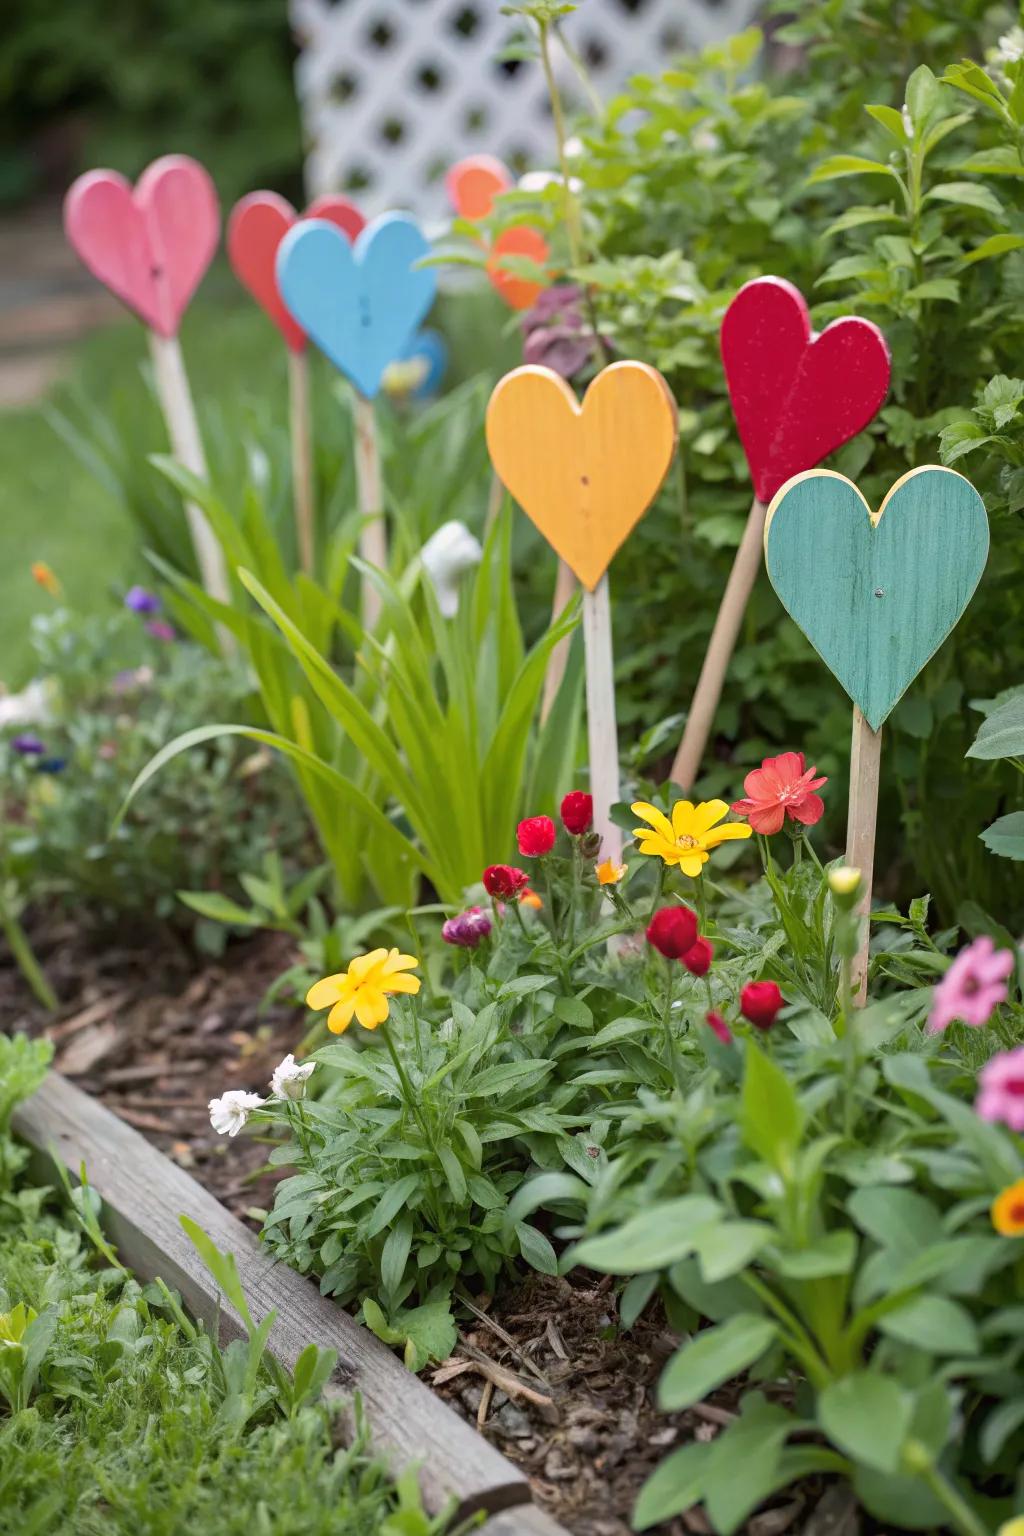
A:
[446,155,511,220]
[486,362,677,590]
[765,466,988,730]
[276,213,437,399]
[227,191,366,351]
[64,155,219,336]
[722,277,891,503]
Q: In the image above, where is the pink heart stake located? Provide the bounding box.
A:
[722,277,891,504]
[64,155,219,337]
[227,192,366,352]
[63,155,230,625]
[226,191,367,574]
[671,277,890,791]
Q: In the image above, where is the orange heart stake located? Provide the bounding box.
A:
[486,361,677,591]
[487,361,677,863]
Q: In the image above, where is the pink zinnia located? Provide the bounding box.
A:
[976,1046,1024,1132]
[705,1010,732,1045]
[927,936,1015,1034]
[731,751,827,835]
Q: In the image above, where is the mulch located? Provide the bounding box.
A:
[1,919,859,1536]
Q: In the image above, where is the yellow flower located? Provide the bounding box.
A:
[631,799,751,877]
[991,1178,1024,1237]
[30,561,61,598]
[596,858,626,886]
[306,949,421,1034]
[0,1302,36,1347]
[997,1521,1024,1536]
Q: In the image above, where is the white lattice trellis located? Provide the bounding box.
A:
[291,0,761,217]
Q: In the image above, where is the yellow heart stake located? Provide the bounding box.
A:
[485,361,678,590]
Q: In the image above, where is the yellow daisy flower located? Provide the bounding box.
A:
[631,799,752,877]
[991,1178,1024,1237]
[306,948,421,1034]
[596,858,627,886]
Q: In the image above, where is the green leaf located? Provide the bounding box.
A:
[659,1316,778,1412]
[515,1221,559,1276]
[692,1221,772,1283]
[980,812,1024,861]
[380,1215,413,1299]
[363,1298,456,1371]
[437,1146,468,1204]
[364,1174,421,1239]
[176,890,261,927]
[878,1295,978,1355]
[633,1442,711,1530]
[807,155,900,185]
[818,1372,912,1473]
[464,1059,555,1097]
[180,1216,255,1332]
[960,233,1024,265]
[768,1231,857,1279]
[906,66,942,130]
[704,1397,793,1533]
[905,278,960,303]
[573,1195,722,1274]
[740,1041,804,1173]
[925,181,1004,217]
[865,104,908,143]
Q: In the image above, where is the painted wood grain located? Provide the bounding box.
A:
[485,361,677,592]
[12,1072,532,1525]
[764,466,989,731]
[847,707,883,1004]
[583,574,622,863]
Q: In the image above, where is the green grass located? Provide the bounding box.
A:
[0,267,518,688]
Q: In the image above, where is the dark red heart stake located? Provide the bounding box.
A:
[721,276,891,503]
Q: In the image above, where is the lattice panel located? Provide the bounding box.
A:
[291,0,761,216]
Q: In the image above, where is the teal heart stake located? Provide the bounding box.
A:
[765,466,989,731]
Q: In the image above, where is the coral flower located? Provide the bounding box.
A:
[517,815,557,857]
[560,791,593,836]
[976,1046,1024,1132]
[991,1178,1024,1237]
[705,1011,732,1045]
[646,905,699,960]
[631,799,751,876]
[519,889,543,910]
[731,751,827,835]
[927,935,1015,1034]
[682,937,714,977]
[596,858,626,886]
[306,949,421,1034]
[483,864,529,898]
[30,561,61,597]
[741,980,784,1030]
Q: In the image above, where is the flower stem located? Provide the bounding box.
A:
[660,958,685,1093]
[381,1016,433,1150]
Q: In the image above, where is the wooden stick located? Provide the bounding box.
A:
[670,494,767,790]
[583,574,621,864]
[288,347,315,576]
[845,706,882,1003]
[147,330,232,615]
[353,392,386,630]
[540,559,577,724]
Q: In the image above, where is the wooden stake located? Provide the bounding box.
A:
[845,705,882,1004]
[288,347,315,575]
[671,495,766,790]
[540,559,578,724]
[353,392,386,630]
[147,330,232,615]
[583,574,621,864]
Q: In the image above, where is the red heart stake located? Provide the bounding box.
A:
[64,155,219,337]
[227,191,367,351]
[721,277,890,503]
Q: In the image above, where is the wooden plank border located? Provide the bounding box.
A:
[12,1072,566,1531]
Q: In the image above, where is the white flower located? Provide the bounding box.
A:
[208,1089,265,1137]
[518,169,584,196]
[995,27,1024,64]
[563,135,584,160]
[0,678,53,728]
[421,521,483,618]
[270,1054,316,1100]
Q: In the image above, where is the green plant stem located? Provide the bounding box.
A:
[839,938,857,1139]
[380,1017,434,1152]
[903,1447,988,1536]
[0,898,57,1012]
[660,958,685,1093]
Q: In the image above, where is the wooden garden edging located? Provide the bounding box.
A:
[13,1071,570,1534]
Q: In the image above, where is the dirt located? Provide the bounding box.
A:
[2,922,854,1536]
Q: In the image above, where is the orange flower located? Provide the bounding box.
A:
[31,561,61,597]
[519,888,543,910]
[991,1178,1024,1237]
[596,858,626,886]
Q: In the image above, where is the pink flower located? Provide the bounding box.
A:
[681,937,714,977]
[927,936,1015,1034]
[517,815,556,858]
[442,906,492,948]
[731,751,827,835]
[976,1046,1024,1133]
[705,1010,732,1045]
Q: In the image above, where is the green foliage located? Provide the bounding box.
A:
[0,1034,450,1534]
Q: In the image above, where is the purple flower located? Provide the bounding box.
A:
[145,620,176,643]
[442,906,492,949]
[125,585,161,614]
[520,283,605,380]
[976,1046,1024,1132]
[927,935,1016,1034]
[10,733,45,755]
[36,756,66,774]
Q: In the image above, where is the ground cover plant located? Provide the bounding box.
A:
[0,1032,451,1536]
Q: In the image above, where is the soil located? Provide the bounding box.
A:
[2,919,856,1536]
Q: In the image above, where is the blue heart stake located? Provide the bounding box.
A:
[277,212,437,399]
[765,466,989,730]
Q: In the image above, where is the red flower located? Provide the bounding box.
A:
[682,937,714,977]
[483,864,529,898]
[560,791,593,836]
[731,751,827,836]
[740,980,784,1030]
[646,905,699,960]
[517,815,557,857]
[705,1010,732,1045]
